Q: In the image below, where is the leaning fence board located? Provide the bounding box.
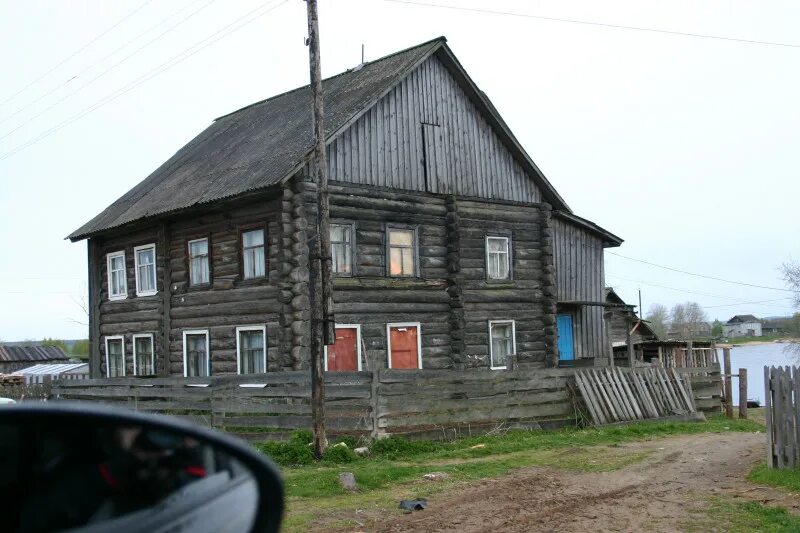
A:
[575,366,697,426]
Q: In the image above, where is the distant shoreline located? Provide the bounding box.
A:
[718,338,800,348]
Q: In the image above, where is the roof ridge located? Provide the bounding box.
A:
[213,36,446,122]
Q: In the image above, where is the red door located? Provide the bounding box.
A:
[327,327,358,371]
[389,325,420,369]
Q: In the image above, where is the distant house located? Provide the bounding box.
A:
[761,317,787,335]
[723,315,762,338]
[0,345,71,373]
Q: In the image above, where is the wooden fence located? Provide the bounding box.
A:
[51,365,721,441]
[764,366,800,468]
[674,364,723,414]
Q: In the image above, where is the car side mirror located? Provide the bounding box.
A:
[0,403,283,533]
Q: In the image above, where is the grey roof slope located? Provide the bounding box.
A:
[68,37,573,241]
[727,314,760,324]
[0,345,70,363]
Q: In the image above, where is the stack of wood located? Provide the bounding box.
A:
[574,366,697,425]
[0,374,24,386]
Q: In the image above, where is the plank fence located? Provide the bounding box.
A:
[49,365,721,441]
[764,365,800,469]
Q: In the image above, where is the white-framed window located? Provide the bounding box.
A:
[242,229,265,279]
[486,236,511,280]
[106,251,127,300]
[183,330,210,377]
[236,325,266,375]
[134,243,157,296]
[330,223,353,275]
[188,238,210,286]
[387,227,416,277]
[133,333,155,376]
[105,335,125,378]
[324,324,363,371]
[488,320,516,370]
[386,322,422,369]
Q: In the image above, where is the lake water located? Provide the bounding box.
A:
[723,343,799,405]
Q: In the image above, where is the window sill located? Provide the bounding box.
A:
[136,291,158,298]
[490,366,507,370]
[108,295,128,301]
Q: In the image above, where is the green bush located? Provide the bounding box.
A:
[323,444,358,464]
[255,430,315,466]
[370,436,442,460]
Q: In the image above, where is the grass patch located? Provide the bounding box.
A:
[254,415,762,531]
[694,499,800,532]
[749,462,800,492]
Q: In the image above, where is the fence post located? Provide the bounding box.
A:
[764,366,774,468]
[738,368,747,419]
[723,348,733,418]
[370,365,381,439]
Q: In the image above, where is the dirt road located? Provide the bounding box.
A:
[363,432,797,532]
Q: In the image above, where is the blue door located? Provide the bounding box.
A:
[557,314,575,361]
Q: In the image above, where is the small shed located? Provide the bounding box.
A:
[13,363,89,384]
[0,345,71,373]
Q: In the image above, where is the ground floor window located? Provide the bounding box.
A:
[325,325,361,371]
[183,330,210,377]
[105,336,125,377]
[489,320,516,369]
[133,334,155,376]
[387,322,422,369]
[236,326,266,374]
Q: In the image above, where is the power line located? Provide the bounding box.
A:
[0,0,289,161]
[704,298,795,309]
[607,275,796,311]
[0,0,212,131]
[384,0,800,50]
[0,0,218,141]
[0,0,155,107]
[606,251,794,292]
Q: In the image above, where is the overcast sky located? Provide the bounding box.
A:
[1,0,798,341]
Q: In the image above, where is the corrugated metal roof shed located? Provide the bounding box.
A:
[0,345,70,362]
[13,363,89,375]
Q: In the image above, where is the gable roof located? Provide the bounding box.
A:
[0,345,70,363]
[69,37,571,241]
[727,314,760,324]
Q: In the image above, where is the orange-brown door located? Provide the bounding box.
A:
[389,325,420,369]
[327,327,358,371]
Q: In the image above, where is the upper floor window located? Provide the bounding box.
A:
[242,229,265,279]
[106,251,127,300]
[133,333,155,376]
[489,320,516,369]
[188,238,210,286]
[330,223,353,275]
[105,336,125,378]
[486,236,511,280]
[237,325,266,374]
[134,244,157,296]
[387,227,416,277]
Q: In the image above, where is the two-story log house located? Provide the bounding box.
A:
[69,37,622,378]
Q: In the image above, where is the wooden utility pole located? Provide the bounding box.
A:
[305,0,335,458]
[738,368,748,419]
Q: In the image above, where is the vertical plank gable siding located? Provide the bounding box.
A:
[327,55,542,203]
[552,217,607,359]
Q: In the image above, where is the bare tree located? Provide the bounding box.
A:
[668,301,709,339]
[783,261,800,308]
[645,303,669,339]
[670,303,687,339]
